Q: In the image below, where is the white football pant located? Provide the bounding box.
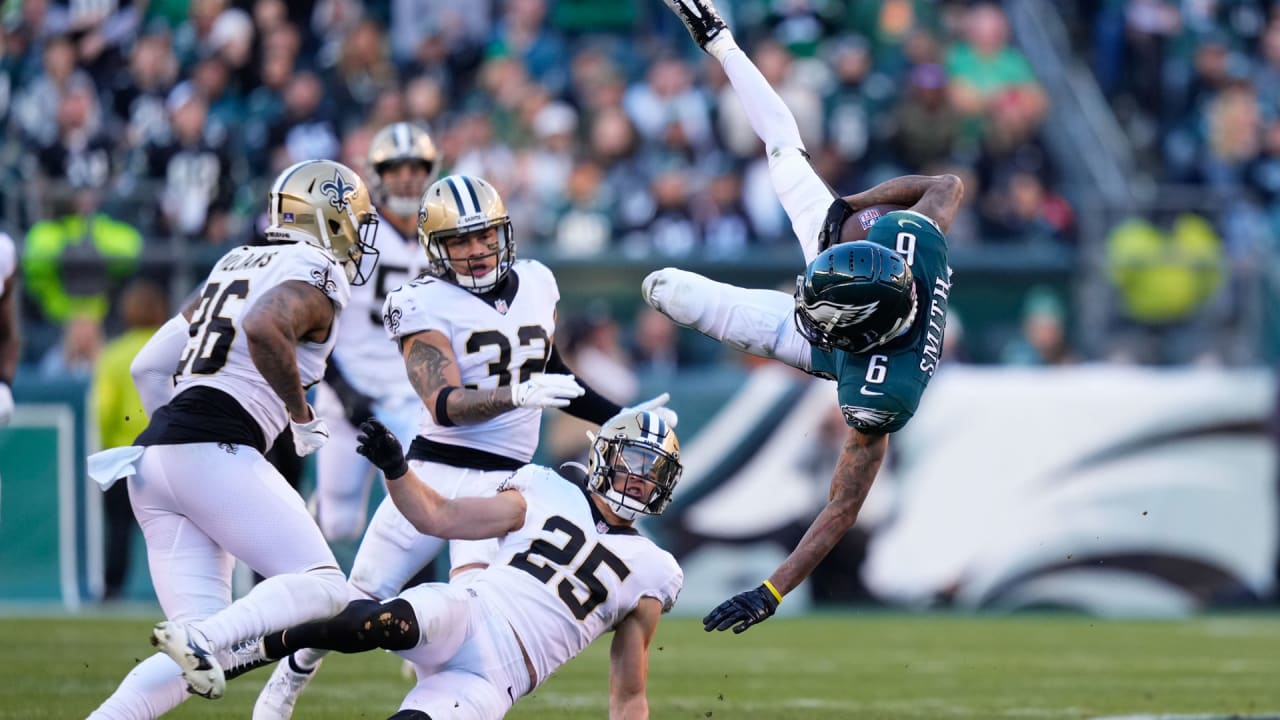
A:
[396,583,532,720]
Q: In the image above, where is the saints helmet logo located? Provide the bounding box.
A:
[319,170,357,211]
[807,299,880,329]
[840,405,898,430]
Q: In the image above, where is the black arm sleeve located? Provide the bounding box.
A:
[545,345,622,425]
[323,359,376,425]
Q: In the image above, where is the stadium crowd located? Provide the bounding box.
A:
[1,0,1071,367]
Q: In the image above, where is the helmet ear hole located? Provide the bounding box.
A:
[328,219,342,236]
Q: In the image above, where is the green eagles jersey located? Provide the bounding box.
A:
[809,210,952,434]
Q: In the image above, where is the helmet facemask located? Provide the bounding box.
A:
[320,206,380,285]
[586,411,682,521]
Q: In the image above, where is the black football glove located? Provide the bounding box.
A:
[356,419,409,480]
[702,583,780,634]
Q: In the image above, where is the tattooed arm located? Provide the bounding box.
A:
[401,330,518,426]
[766,428,888,596]
[243,279,336,422]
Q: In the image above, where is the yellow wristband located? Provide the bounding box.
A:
[762,580,783,604]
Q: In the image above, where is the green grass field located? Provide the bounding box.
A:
[4,612,1279,719]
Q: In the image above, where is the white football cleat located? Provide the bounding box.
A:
[253,655,321,720]
[150,622,226,700]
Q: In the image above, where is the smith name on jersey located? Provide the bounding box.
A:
[332,219,428,402]
[809,210,952,435]
[139,242,351,452]
[381,258,559,462]
[472,464,682,687]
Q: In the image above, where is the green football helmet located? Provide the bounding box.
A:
[794,241,918,354]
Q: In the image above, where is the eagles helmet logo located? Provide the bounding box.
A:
[807,299,881,329]
[840,405,899,430]
[319,170,357,211]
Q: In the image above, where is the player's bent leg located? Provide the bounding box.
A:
[643,269,814,371]
[143,445,346,653]
[767,148,839,264]
[86,654,193,720]
[399,671,509,720]
[388,711,433,720]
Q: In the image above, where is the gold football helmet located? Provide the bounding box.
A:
[587,409,682,520]
[367,122,438,219]
[266,159,380,285]
[418,174,515,293]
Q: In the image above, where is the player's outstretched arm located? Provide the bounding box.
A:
[357,418,527,539]
[840,174,965,234]
[609,597,663,720]
[704,428,887,634]
[401,330,585,426]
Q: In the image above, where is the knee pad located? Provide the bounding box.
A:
[388,711,433,720]
[328,598,420,653]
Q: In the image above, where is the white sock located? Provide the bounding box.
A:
[190,568,347,651]
[291,646,328,671]
[705,30,740,63]
[720,45,805,154]
[87,654,189,720]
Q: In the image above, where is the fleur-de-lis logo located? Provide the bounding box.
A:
[383,304,402,335]
[320,170,356,211]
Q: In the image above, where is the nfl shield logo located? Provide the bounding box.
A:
[282,212,295,222]
[596,521,609,534]
[494,299,509,314]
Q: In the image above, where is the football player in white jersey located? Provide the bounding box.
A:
[255,409,683,719]
[83,159,381,718]
[313,122,438,542]
[0,231,17,427]
[254,173,676,719]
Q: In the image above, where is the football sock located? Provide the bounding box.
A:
[275,598,421,654]
[190,566,347,652]
[87,654,190,720]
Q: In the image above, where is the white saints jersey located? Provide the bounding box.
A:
[472,465,682,687]
[331,220,427,401]
[174,242,351,443]
[0,232,15,295]
[381,259,558,462]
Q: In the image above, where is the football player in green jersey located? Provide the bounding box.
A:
[647,0,965,633]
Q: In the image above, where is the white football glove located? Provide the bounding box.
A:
[290,404,330,457]
[624,391,679,429]
[0,381,12,427]
[512,373,585,409]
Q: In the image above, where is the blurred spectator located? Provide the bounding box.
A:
[267,70,340,169]
[551,160,613,256]
[698,167,755,256]
[107,26,179,150]
[945,3,1047,145]
[24,73,112,212]
[327,18,399,132]
[890,63,960,173]
[11,34,89,145]
[623,165,699,258]
[1000,286,1076,366]
[980,165,1075,246]
[38,313,103,379]
[131,88,236,243]
[488,0,568,94]
[630,305,684,379]
[625,55,712,150]
[91,279,169,601]
[1106,213,1226,364]
[825,36,897,176]
[22,186,143,324]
